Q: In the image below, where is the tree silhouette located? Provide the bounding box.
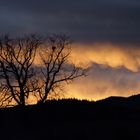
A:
[0,35,41,107]
[0,34,86,107]
[37,35,86,104]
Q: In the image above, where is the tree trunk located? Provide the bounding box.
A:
[20,91,25,107]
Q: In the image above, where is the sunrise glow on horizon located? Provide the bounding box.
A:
[65,43,140,101]
[30,42,140,102]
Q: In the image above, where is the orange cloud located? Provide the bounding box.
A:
[65,43,140,100]
[70,43,140,72]
[33,43,140,101]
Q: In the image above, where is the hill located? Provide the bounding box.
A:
[1,95,140,140]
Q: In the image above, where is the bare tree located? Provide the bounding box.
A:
[37,35,86,104]
[0,34,86,107]
[0,35,41,107]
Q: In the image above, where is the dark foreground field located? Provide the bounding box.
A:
[1,95,140,140]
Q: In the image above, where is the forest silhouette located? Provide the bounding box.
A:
[0,95,140,140]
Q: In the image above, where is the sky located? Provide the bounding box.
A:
[1,0,140,100]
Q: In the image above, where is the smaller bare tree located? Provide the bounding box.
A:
[37,35,86,104]
[0,35,41,107]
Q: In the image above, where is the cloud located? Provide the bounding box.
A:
[66,63,140,101]
[0,0,140,43]
[32,43,140,100]
[64,43,140,100]
[1,0,140,100]
[70,43,140,72]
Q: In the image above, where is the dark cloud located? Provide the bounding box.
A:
[0,0,140,43]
